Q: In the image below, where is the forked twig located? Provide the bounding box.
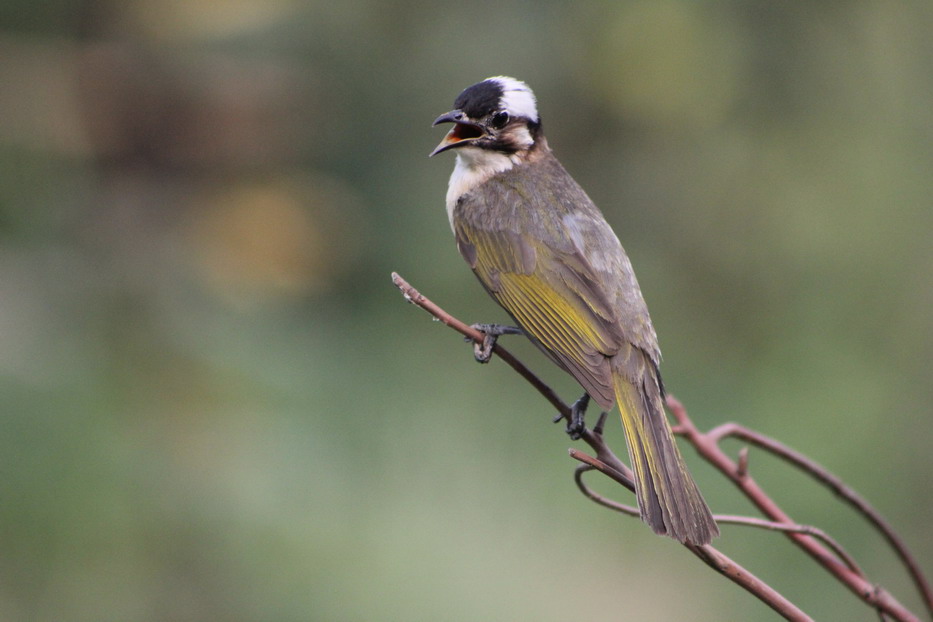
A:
[667,396,923,622]
[705,421,933,618]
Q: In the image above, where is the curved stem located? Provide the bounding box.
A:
[707,422,932,618]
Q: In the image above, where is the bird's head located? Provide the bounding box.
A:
[430,76,541,158]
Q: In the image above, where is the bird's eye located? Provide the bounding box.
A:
[491,111,510,129]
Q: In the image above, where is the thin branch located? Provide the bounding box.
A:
[711,515,862,576]
[686,543,814,622]
[667,396,921,622]
[570,450,634,496]
[569,459,813,621]
[706,421,933,618]
[392,272,569,418]
[573,464,639,516]
[572,456,861,576]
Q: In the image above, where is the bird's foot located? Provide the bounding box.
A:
[559,393,590,440]
[467,323,523,363]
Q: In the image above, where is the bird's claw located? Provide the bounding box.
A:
[562,393,591,440]
[466,324,523,363]
[473,334,496,363]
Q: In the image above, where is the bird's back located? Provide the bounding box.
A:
[451,146,662,408]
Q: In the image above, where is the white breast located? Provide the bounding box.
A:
[445,146,520,230]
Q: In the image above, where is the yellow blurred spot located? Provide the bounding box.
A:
[120,0,300,40]
[185,174,362,307]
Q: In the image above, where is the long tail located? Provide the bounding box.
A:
[612,349,719,545]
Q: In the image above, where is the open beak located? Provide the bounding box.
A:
[429,110,486,157]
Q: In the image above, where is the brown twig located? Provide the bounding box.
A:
[573,463,639,516]
[569,458,813,621]
[705,420,933,618]
[572,457,862,576]
[392,271,926,622]
[685,543,814,622]
[392,272,569,418]
[712,515,863,576]
[667,396,922,622]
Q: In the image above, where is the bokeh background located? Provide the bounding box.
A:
[2,1,931,620]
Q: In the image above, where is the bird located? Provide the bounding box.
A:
[430,76,718,545]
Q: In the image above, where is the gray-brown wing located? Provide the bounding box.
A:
[452,151,661,407]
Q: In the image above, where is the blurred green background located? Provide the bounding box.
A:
[2,1,931,620]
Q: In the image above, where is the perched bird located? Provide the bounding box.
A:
[430,76,718,545]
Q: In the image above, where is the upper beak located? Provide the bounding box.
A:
[429,110,486,157]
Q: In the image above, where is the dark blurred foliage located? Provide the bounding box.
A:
[1,1,931,620]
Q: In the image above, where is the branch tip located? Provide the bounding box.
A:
[737,447,750,478]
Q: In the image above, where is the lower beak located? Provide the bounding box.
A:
[430,110,486,157]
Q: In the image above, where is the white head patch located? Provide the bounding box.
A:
[487,76,538,123]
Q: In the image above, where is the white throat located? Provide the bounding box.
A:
[445,146,520,229]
